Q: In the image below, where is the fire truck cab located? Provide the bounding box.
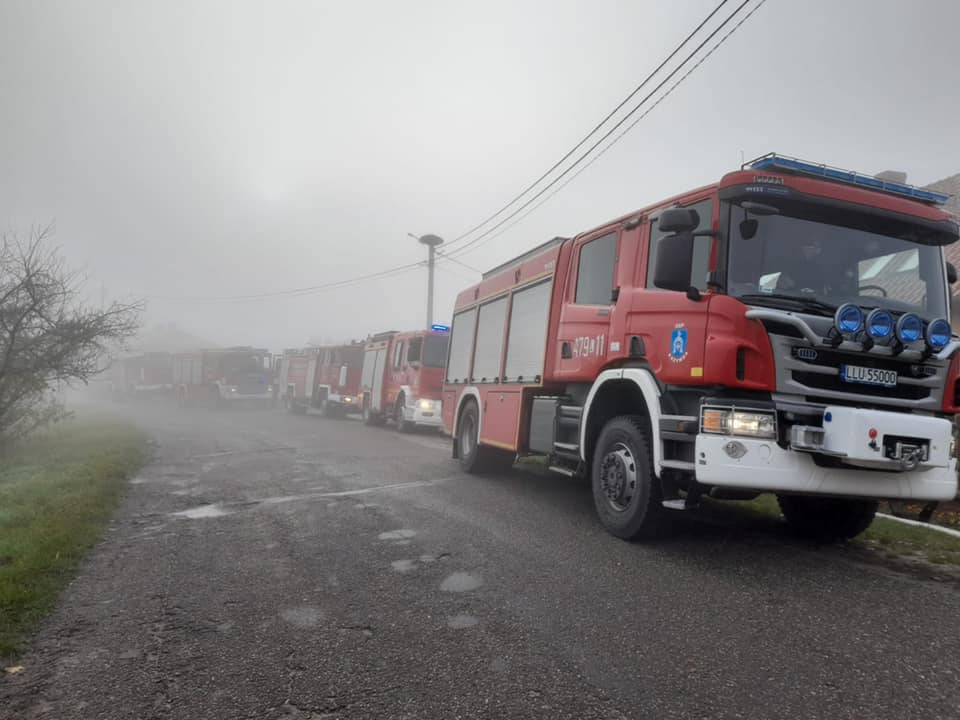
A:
[111,352,173,401]
[277,343,363,417]
[443,155,960,541]
[360,328,450,431]
[173,347,273,407]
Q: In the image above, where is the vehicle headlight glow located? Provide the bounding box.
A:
[418,399,433,410]
[701,407,776,439]
[896,313,923,344]
[834,303,863,335]
[865,308,893,339]
[925,318,951,351]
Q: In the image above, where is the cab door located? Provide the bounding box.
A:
[625,196,716,385]
[554,230,619,381]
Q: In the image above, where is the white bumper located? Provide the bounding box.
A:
[694,407,957,502]
[403,400,444,427]
[220,387,272,401]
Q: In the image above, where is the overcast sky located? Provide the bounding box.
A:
[2,0,959,351]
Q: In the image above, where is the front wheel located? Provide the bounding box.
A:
[591,415,666,541]
[777,495,878,541]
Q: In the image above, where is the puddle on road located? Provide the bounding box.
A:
[170,504,232,519]
[378,529,417,541]
[280,606,324,628]
[390,559,417,573]
[447,614,479,629]
[440,572,483,593]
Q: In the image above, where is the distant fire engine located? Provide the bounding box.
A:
[172,346,273,407]
[110,352,173,400]
[359,327,450,430]
[442,154,960,541]
[277,342,364,417]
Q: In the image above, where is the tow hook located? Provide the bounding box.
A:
[899,446,924,471]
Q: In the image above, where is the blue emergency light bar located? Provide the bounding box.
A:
[747,153,951,206]
[431,323,450,333]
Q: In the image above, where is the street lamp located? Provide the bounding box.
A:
[409,233,444,329]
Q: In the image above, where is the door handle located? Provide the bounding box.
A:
[561,342,572,359]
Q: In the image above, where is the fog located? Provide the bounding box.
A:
[3,0,959,352]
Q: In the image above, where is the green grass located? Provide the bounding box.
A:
[0,416,146,660]
[723,494,960,566]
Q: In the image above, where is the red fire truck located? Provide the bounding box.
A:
[110,352,173,400]
[277,342,363,417]
[359,328,450,431]
[172,346,273,407]
[443,154,960,541]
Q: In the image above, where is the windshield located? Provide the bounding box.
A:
[726,202,949,319]
[422,335,449,368]
[219,353,268,376]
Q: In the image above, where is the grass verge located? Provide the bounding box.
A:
[721,494,960,566]
[0,416,146,660]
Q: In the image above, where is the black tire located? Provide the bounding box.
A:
[457,401,514,474]
[322,399,336,418]
[362,402,384,427]
[777,495,878,541]
[395,395,411,433]
[591,415,666,541]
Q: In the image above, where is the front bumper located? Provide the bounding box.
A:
[695,406,957,501]
[221,388,273,402]
[402,400,444,427]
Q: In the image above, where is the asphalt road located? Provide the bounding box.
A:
[4,405,960,720]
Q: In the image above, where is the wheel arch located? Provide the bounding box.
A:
[579,369,663,475]
[452,387,482,442]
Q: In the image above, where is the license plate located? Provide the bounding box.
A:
[840,365,897,387]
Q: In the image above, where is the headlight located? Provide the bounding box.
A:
[418,399,433,410]
[701,407,777,439]
[925,318,951,351]
[229,387,237,393]
[866,309,893,339]
[343,396,353,403]
[834,303,863,335]
[896,313,922,344]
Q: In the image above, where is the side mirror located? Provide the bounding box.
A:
[653,231,695,293]
[948,262,957,285]
[659,207,700,233]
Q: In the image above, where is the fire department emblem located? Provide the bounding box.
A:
[670,324,688,363]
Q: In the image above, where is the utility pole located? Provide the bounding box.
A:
[409,233,444,328]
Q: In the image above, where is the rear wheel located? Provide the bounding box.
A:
[457,401,514,474]
[777,495,878,541]
[395,395,411,433]
[362,401,384,426]
[591,415,666,541]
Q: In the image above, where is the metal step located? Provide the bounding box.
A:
[660,459,696,471]
[548,465,577,477]
[661,499,689,510]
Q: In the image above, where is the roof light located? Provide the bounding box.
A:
[895,313,923,344]
[431,324,450,333]
[925,318,951,351]
[747,154,951,205]
[834,304,863,335]
[865,309,893,339]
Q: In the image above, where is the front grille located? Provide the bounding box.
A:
[791,371,930,400]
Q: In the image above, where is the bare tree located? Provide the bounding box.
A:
[0,226,142,439]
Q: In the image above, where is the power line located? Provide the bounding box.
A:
[443,0,755,260]
[435,249,480,274]
[442,0,734,251]
[448,0,770,260]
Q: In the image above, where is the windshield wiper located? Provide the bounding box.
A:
[736,293,838,317]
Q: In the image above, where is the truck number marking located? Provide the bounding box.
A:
[572,334,605,359]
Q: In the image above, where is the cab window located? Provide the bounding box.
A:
[393,341,405,369]
[575,232,617,305]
